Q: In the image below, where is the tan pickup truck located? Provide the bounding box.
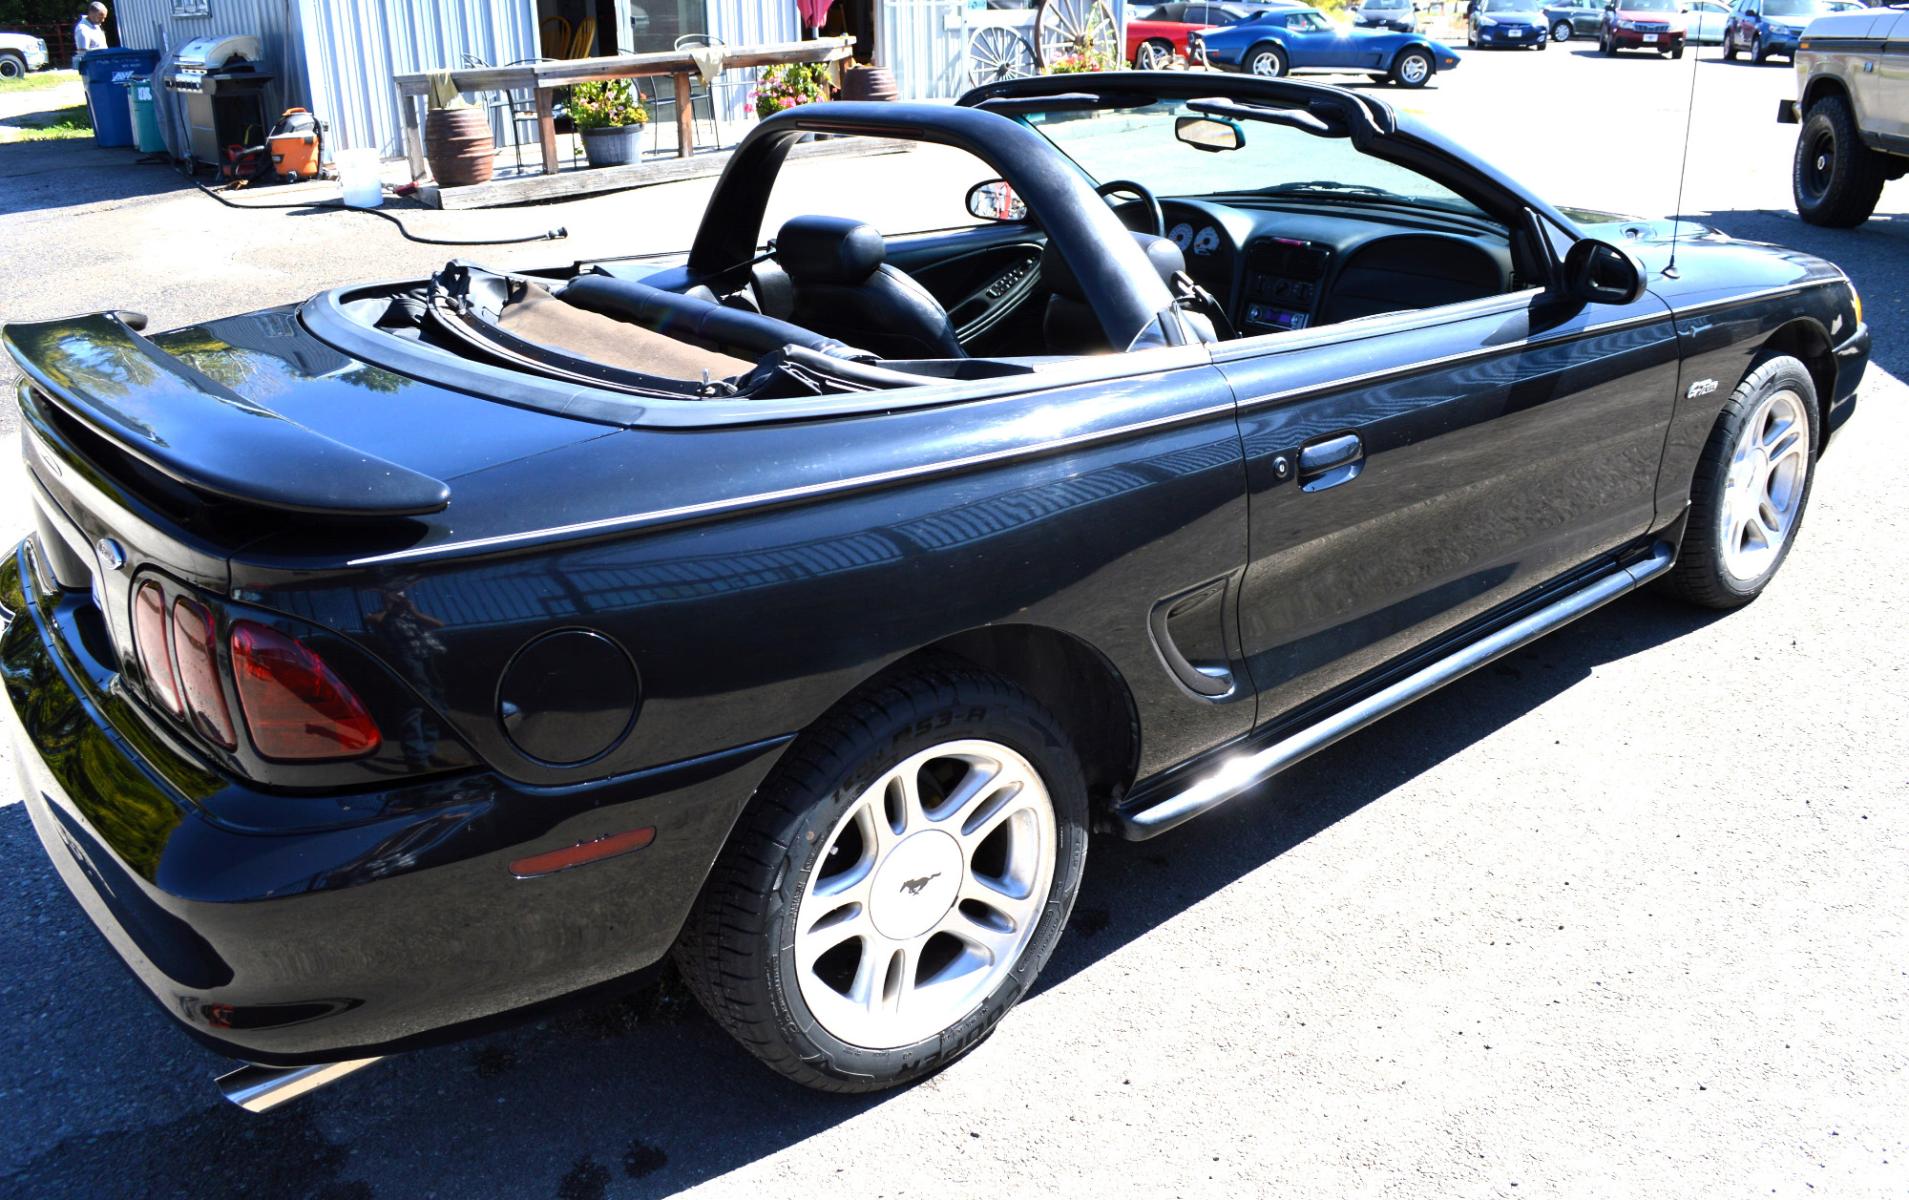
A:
[1778,7,1909,226]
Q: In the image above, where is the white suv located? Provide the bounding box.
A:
[0,32,50,79]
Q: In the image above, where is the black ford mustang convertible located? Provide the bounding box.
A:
[1,73,1867,1108]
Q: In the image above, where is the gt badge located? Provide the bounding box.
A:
[1686,379,1719,399]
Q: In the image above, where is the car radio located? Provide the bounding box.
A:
[1239,238,1331,335]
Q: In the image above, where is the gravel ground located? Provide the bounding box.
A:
[0,45,1904,1200]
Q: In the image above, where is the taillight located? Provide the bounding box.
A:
[171,597,236,748]
[229,621,381,761]
[132,581,182,715]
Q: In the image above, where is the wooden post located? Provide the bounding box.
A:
[399,89,425,182]
[674,71,693,158]
[534,86,560,175]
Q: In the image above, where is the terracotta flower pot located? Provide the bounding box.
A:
[424,106,494,187]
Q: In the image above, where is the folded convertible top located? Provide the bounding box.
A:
[2,312,451,517]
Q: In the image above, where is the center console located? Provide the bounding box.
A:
[1238,238,1332,335]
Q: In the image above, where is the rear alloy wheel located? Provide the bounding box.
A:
[1248,43,1288,76]
[1662,355,1819,609]
[1135,37,1174,69]
[1553,19,1573,39]
[1794,93,1886,226]
[0,52,26,80]
[1391,46,1434,86]
[675,665,1089,1091]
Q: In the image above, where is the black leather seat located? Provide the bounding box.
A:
[775,216,966,361]
[561,272,854,359]
[1044,232,1211,354]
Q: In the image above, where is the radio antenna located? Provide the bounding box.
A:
[1664,31,1704,280]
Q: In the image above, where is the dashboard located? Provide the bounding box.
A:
[1156,199,1514,338]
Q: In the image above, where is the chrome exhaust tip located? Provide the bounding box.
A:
[216,1057,382,1113]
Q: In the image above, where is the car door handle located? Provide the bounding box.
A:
[1297,433,1364,492]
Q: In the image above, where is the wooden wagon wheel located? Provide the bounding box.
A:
[1034,0,1119,69]
[967,25,1038,88]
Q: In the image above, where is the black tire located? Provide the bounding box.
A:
[1553,19,1572,39]
[1671,44,1684,58]
[674,663,1090,1092]
[1751,32,1766,62]
[1794,93,1887,228]
[0,52,26,80]
[1722,30,1737,58]
[1247,42,1288,76]
[1661,355,1821,610]
[1390,46,1434,86]
[1369,72,1393,83]
[1134,37,1174,69]
[1600,29,1616,54]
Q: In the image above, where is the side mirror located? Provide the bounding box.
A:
[966,179,1027,222]
[1564,238,1647,305]
[1175,114,1246,152]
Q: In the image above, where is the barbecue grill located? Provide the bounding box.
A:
[163,35,273,170]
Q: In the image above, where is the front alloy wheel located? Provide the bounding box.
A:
[675,665,1088,1091]
[1391,47,1433,85]
[1248,44,1288,76]
[1662,355,1820,609]
[1553,19,1572,39]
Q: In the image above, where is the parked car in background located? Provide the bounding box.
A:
[1778,5,1909,224]
[1543,0,1604,39]
[1469,0,1552,47]
[1723,0,1825,62]
[1127,3,1220,67]
[1822,0,1863,12]
[1192,6,1461,84]
[1680,0,1732,42]
[0,31,50,78]
[1601,0,1688,56]
[1354,0,1420,32]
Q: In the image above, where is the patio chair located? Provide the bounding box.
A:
[463,55,575,174]
[672,33,750,150]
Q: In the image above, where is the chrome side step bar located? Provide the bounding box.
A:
[1118,543,1676,839]
[217,1057,382,1113]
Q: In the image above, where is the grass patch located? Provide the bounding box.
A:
[9,103,92,141]
[0,70,80,94]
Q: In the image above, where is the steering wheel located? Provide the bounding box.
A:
[1095,179,1165,239]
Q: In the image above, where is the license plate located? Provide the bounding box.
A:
[1642,32,1658,41]
[1508,27,1523,36]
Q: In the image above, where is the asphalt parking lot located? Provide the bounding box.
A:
[0,43,1905,1200]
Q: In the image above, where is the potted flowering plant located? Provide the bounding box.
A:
[754,62,833,118]
[570,78,649,168]
[1044,47,1119,73]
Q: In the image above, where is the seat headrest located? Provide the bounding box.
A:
[1046,232,1185,302]
[778,216,885,285]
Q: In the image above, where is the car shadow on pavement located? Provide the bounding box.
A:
[0,587,1731,1199]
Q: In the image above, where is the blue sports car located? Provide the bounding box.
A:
[1191,5,1461,86]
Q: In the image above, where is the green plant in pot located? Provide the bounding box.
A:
[571,79,649,168]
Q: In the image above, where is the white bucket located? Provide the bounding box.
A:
[335,149,383,208]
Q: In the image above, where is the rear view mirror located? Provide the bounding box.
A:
[1175,115,1245,153]
[966,179,1027,222]
[1564,238,1647,305]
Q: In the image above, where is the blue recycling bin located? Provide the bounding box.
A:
[80,48,160,147]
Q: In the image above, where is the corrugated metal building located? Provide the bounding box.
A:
[110,1,1125,163]
[113,0,539,159]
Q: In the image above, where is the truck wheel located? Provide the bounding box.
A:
[674,663,1089,1092]
[1661,355,1819,609]
[1794,93,1887,227]
[0,52,26,80]
[1391,46,1434,85]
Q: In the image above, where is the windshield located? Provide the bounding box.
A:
[1478,0,1537,11]
[1763,0,1821,15]
[1363,0,1408,10]
[1022,100,1485,217]
[1619,0,1677,11]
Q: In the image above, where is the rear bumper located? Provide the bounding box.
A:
[2,543,784,1065]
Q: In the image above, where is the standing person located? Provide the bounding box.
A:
[73,3,109,69]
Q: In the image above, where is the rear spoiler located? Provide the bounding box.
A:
[3,313,449,518]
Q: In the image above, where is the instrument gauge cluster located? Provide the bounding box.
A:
[1192,227,1222,257]
[1168,222,1195,251]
